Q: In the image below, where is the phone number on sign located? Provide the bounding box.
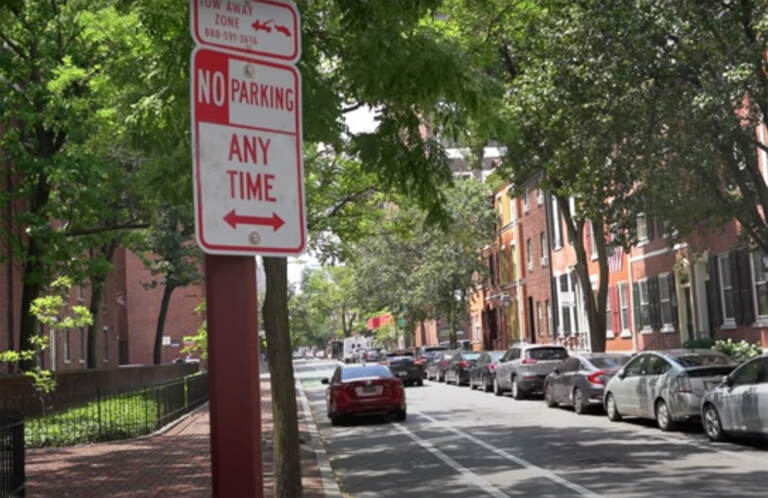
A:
[203,28,258,46]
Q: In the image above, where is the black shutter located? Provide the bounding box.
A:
[633,282,642,331]
[707,255,723,328]
[668,275,678,330]
[739,250,755,325]
[649,276,661,330]
[730,252,744,325]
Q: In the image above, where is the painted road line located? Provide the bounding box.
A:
[392,422,511,498]
[415,412,602,498]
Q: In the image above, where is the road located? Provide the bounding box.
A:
[294,359,768,498]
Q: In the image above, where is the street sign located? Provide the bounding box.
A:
[192,0,300,63]
[191,46,305,256]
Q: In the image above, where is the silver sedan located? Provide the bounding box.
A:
[701,354,768,441]
[603,349,735,431]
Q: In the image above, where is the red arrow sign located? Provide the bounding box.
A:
[223,209,285,231]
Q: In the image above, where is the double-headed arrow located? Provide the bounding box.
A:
[223,209,285,231]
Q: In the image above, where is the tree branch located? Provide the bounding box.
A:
[0,31,28,59]
[66,222,149,237]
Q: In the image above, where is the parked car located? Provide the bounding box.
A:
[493,344,569,399]
[386,355,424,386]
[544,353,631,414]
[322,364,406,425]
[701,354,768,441]
[603,349,735,431]
[414,345,448,368]
[362,348,385,362]
[445,351,482,386]
[468,350,506,391]
[426,350,458,382]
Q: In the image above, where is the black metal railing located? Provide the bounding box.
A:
[0,373,207,449]
[0,411,25,498]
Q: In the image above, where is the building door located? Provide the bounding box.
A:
[528,297,536,343]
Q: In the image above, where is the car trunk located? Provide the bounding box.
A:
[519,359,563,377]
[683,365,735,395]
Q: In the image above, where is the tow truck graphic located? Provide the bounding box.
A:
[251,19,291,37]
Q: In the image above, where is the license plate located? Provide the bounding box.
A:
[397,371,408,377]
[356,386,382,396]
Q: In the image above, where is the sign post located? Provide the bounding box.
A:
[189,1,303,497]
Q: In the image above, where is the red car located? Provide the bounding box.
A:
[322,364,407,426]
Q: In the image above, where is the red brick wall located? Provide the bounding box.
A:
[518,185,552,344]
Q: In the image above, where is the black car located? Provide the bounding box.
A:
[544,353,631,414]
[469,350,506,391]
[445,351,482,386]
[386,355,424,386]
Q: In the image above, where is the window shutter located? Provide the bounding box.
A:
[551,277,559,333]
[649,276,661,330]
[610,286,620,333]
[668,275,678,331]
[633,282,642,331]
[738,250,755,325]
[730,252,744,325]
[707,256,723,328]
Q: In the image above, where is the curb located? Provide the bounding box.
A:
[296,381,342,498]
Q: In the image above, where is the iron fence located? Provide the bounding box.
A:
[0,373,207,449]
[0,411,24,498]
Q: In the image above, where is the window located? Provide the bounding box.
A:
[645,355,671,376]
[76,285,84,303]
[624,355,647,377]
[557,273,577,335]
[79,327,86,362]
[526,238,533,272]
[618,283,630,332]
[752,251,768,318]
[639,279,651,330]
[659,274,673,327]
[546,300,553,337]
[63,329,71,363]
[536,188,544,205]
[551,198,562,249]
[522,189,530,212]
[719,254,736,323]
[507,190,516,222]
[103,326,109,362]
[605,288,613,336]
[539,232,547,266]
[587,222,597,259]
[537,302,543,336]
[637,214,649,242]
[731,358,762,386]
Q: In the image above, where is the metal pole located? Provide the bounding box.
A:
[206,254,262,498]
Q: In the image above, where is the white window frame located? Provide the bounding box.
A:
[718,253,737,327]
[551,198,562,250]
[526,238,533,272]
[659,273,674,332]
[536,301,543,336]
[546,299,553,337]
[637,214,649,245]
[557,272,576,336]
[605,289,614,339]
[618,282,631,337]
[523,189,530,213]
[536,188,544,205]
[638,278,652,333]
[507,188,516,223]
[751,251,768,324]
[539,231,547,266]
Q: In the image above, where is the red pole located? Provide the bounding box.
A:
[205,254,263,498]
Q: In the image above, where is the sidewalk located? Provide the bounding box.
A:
[26,379,332,497]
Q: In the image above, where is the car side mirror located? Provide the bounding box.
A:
[553,367,560,375]
[321,378,329,385]
[617,370,626,380]
[723,376,733,388]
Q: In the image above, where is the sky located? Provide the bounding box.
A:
[286,105,378,285]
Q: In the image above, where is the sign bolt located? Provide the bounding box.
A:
[244,64,256,78]
[249,231,261,245]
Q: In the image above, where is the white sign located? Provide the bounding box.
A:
[191,47,305,256]
[192,0,300,63]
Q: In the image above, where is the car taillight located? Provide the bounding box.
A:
[521,358,537,365]
[440,361,448,367]
[413,358,424,366]
[488,363,496,372]
[675,375,693,393]
[586,370,607,385]
[458,361,470,368]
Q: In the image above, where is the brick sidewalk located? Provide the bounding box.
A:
[26,380,328,497]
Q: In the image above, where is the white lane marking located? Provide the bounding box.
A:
[392,422,511,498]
[415,412,602,498]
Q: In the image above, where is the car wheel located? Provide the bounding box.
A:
[417,379,424,387]
[703,404,726,442]
[511,377,524,400]
[484,377,493,393]
[606,393,622,422]
[493,377,504,396]
[573,388,587,415]
[393,409,407,422]
[545,384,558,408]
[470,378,477,390]
[655,399,676,432]
[330,414,343,426]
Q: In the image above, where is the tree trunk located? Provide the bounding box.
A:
[420,320,427,346]
[19,237,44,370]
[153,283,175,365]
[263,257,302,498]
[87,279,105,369]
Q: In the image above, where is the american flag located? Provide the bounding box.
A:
[607,246,624,273]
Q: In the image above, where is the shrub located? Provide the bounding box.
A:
[712,338,763,363]
[683,337,715,350]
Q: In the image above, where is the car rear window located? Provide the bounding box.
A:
[389,356,412,364]
[341,365,393,381]
[527,347,568,360]
[462,353,481,360]
[425,347,447,353]
[489,351,505,360]
[589,355,630,369]
[672,353,732,367]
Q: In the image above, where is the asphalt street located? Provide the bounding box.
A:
[294,359,768,498]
